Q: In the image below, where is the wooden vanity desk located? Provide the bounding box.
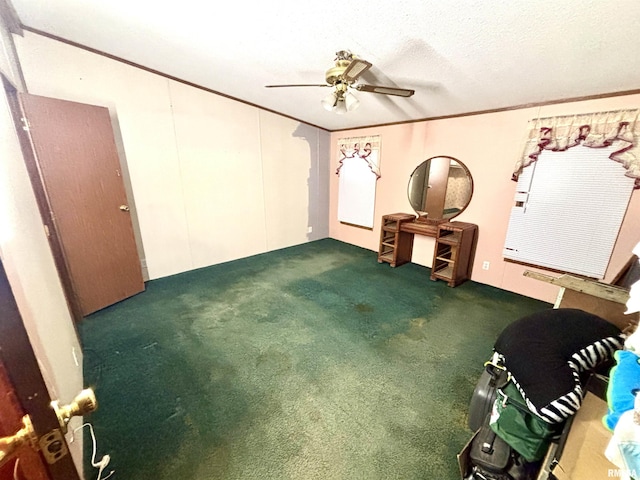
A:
[399,220,438,236]
[383,155,478,286]
[378,213,477,287]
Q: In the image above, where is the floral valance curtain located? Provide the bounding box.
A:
[336,135,381,178]
[512,109,640,188]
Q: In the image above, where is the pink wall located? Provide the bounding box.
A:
[329,95,640,303]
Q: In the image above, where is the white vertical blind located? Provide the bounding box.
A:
[503,144,635,278]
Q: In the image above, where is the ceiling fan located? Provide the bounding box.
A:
[265,50,415,114]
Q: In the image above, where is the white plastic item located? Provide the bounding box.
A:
[605,392,640,480]
[625,242,640,315]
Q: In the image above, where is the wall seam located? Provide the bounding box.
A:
[167,79,194,271]
[258,111,268,251]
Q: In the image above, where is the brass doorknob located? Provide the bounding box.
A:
[51,388,98,434]
[0,415,38,469]
[119,205,130,212]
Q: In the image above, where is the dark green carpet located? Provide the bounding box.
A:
[80,239,550,479]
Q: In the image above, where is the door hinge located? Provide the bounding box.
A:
[20,117,30,131]
[43,224,50,237]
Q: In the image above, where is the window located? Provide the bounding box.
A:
[504,144,635,278]
[336,135,381,228]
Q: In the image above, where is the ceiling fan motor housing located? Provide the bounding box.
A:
[325,60,351,86]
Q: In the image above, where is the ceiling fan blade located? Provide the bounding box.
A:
[355,84,415,97]
[342,58,372,82]
[265,84,329,88]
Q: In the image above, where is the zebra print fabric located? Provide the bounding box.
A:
[495,333,624,423]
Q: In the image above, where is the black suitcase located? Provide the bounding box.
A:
[469,418,511,479]
[468,364,508,432]
[468,416,538,480]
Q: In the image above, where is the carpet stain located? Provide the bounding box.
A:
[355,302,374,313]
[255,348,293,375]
[81,239,550,480]
[406,317,428,340]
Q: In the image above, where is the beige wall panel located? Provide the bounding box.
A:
[169,80,267,269]
[14,32,192,279]
[259,110,313,249]
[0,88,83,470]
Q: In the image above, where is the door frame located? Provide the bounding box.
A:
[2,76,82,323]
[0,258,81,479]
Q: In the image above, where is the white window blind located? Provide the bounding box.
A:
[503,144,634,278]
[336,135,381,229]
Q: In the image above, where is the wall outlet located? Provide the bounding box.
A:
[482,261,490,270]
[307,226,313,234]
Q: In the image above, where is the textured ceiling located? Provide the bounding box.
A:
[10,0,640,131]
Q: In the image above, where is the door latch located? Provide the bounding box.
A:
[39,428,68,464]
[40,388,98,464]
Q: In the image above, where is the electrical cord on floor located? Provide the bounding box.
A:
[71,422,115,480]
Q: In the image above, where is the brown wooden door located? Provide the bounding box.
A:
[18,93,144,316]
[424,156,450,219]
[0,260,80,480]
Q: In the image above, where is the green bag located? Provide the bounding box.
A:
[489,382,561,462]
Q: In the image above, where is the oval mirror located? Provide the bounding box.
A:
[407,156,473,223]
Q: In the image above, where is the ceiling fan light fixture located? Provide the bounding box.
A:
[321,92,339,111]
[334,100,348,115]
[321,89,359,114]
[343,90,360,112]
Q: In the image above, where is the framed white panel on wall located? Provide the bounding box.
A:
[336,135,381,229]
[503,144,635,278]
